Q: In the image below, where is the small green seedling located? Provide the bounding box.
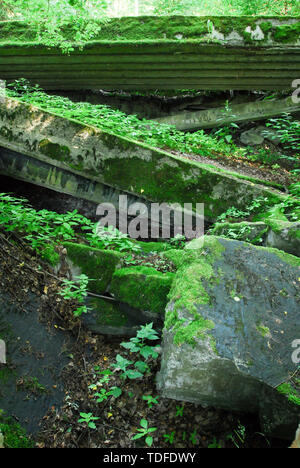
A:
[142,395,159,409]
[132,419,157,447]
[78,412,99,429]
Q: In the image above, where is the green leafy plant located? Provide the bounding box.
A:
[163,430,176,445]
[120,322,160,361]
[58,274,90,316]
[226,422,246,448]
[142,394,159,409]
[175,404,184,417]
[169,233,186,249]
[208,437,222,448]
[111,354,143,380]
[263,113,300,152]
[189,428,198,445]
[131,419,157,447]
[77,412,99,429]
[211,100,240,144]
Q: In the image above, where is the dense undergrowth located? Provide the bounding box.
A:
[0,192,142,266]
[5,80,300,181]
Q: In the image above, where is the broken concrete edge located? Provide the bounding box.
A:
[210,218,300,257]
[210,221,269,244]
[0,96,293,222]
[1,16,299,46]
[109,266,175,317]
[50,240,176,319]
[155,96,300,131]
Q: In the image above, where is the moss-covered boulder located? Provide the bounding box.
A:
[109,266,175,320]
[62,242,123,294]
[156,236,300,438]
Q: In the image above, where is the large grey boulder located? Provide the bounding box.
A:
[156,236,300,439]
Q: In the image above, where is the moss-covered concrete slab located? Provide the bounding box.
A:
[0,96,289,222]
[155,96,300,131]
[157,235,300,437]
[110,266,175,319]
[0,16,299,90]
[253,205,300,256]
[211,221,268,243]
[81,297,141,336]
[61,242,123,294]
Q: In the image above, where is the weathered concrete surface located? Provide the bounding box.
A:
[156,236,300,438]
[0,97,289,221]
[211,220,300,257]
[155,97,300,131]
[0,16,299,90]
[0,146,153,218]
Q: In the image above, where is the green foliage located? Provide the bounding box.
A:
[1,0,299,28]
[120,322,160,360]
[78,412,99,429]
[1,0,109,53]
[211,100,240,144]
[0,412,33,448]
[6,80,251,166]
[8,80,297,173]
[131,419,157,447]
[263,113,300,153]
[163,430,176,444]
[216,197,271,223]
[226,422,246,448]
[175,404,184,417]
[0,192,140,257]
[208,436,222,448]
[142,394,159,408]
[58,274,90,316]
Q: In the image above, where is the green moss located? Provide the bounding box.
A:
[90,297,127,328]
[40,244,59,266]
[38,139,71,162]
[134,240,170,254]
[256,321,270,337]
[1,16,298,46]
[164,236,226,349]
[277,382,300,406]
[273,23,300,44]
[110,266,175,315]
[0,413,33,448]
[260,21,274,35]
[211,221,268,244]
[63,242,123,294]
[172,316,215,346]
[253,244,300,268]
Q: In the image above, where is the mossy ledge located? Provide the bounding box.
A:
[110,266,175,317]
[0,96,289,222]
[62,242,123,294]
[0,16,299,46]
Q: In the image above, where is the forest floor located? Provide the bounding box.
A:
[0,229,290,449]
